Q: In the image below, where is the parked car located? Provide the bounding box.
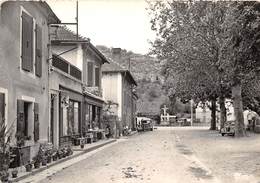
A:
[136,117,153,132]
[220,121,235,136]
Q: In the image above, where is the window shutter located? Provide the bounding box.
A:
[22,11,33,72]
[0,93,5,124]
[17,100,25,135]
[35,24,42,77]
[87,62,93,86]
[34,103,39,141]
[95,67,100,87]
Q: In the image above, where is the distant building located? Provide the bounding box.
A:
[102,49,137,132]
[195,99,235,125]
[195,104,211,123]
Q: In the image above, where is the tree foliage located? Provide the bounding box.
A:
[148,1,260,136]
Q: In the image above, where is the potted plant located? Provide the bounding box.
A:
[62,147,67,158]
[46,154,52,164]
[41,155,47,166]
[0,118,13,182]
[25,161,32,172]
[11,168,18,178]
[57,149,63,159]
[0,170,9,182]
[67,146,73,156]
[52,148,58,161]
[32,155,41,169]
[15,132,25,147]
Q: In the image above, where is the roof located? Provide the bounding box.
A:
[50,26,89,42]
[0,1,60,24]
[102,59,137,86]
[40,1,60,24]
[51,26,109,64]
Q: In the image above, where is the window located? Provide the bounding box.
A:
[35,24,42,77]
[21,10,42,77]
[95,67,100,87]
[87,62,93,86]
[0,93,5,123]
[21,11,33,72]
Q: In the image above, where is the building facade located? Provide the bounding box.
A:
[50,26,108,147]
[0,1,60,157]
[102,59,137,132]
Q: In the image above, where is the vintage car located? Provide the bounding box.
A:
[136,117,154,132]
[177,118,191,126]
[220,120,235,136]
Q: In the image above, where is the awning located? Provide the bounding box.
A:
[84,95,104,107]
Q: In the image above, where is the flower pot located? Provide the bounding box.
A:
[34,162,40,169]
[42,159,47,166]
[47,156,52,164]
[0,171,9,182]
[1,175,9,183]
[68,150,73,156]
[25,164,32,172]
[11,170,18,178]
[52,155,58,161]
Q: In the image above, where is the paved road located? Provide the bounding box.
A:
[40,127,220,183]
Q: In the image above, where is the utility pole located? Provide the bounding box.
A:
[76,0,78,40]
[191,100,194,126]
[128,57,131,72]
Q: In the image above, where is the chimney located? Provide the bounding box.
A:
[111,48,121,62]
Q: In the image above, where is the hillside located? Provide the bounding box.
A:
[97,45,167,116]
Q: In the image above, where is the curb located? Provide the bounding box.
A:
[12,139,117,182]
[129,131,138,136]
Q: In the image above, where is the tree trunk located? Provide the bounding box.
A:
[219,95,226,130]
[210,98,217,130]
[232,83,246,137]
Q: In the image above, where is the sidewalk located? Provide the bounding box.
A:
[11,138,116,183]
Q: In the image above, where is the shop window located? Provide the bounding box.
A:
[63,100,80,135]
[89,105,93,128]
[73,102,79,134]
[34,103,39,141]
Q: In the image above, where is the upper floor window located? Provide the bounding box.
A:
[95,67,100,87]
[87,62,93,86]
[87,62,100,87]
[21,11,33,72]
[21,11,42,77]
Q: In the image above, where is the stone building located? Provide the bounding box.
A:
[0,1,60,159]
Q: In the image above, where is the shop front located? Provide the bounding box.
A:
[83,93,105,142]
[59,86,82,147]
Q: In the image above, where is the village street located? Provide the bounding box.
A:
[36,127,260,183]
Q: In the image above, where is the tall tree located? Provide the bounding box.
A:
[148,1,229,130]
[220,1,260,136]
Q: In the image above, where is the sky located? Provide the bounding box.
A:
[46,0,156,55]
